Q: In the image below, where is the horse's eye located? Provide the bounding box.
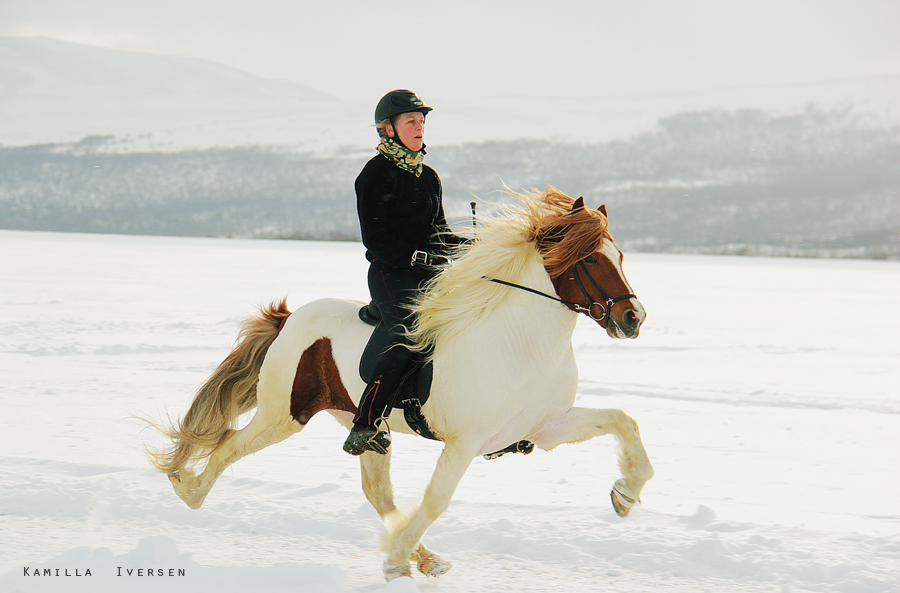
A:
[584,256,598,264]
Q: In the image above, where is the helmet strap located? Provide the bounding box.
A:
[386,117,405,148]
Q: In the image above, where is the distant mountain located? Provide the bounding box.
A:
[0,37,338,150]
[0,36,334,102]
[2,36,899,152]
[2,37,898,260]
[2,107,897,260]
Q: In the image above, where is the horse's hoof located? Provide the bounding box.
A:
[417,553,452,578]
[383,562,412,581]
[166,470,205,510]
[611,479,638,517]
[611,489,631,517]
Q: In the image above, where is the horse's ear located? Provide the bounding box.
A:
[598,204,608,217]
[572,197,585,212]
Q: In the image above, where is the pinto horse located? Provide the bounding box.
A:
[145,187,654,581]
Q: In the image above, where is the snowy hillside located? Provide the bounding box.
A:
[1,37,898,259]
[0,37,342,151]
[2,37,899,152]
[3,107,898,258]
[1,230,898,593]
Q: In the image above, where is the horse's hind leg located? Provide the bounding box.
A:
[170,410,301,509]
[379,444,475,581]
[357,448,452,578]
[173,336,361,509]
[531,407,654,516]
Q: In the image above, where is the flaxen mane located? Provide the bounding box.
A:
[409,186,610,352]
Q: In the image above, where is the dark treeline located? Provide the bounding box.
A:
[2,107,898,259]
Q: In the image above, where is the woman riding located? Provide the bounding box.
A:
[343,89,468,456]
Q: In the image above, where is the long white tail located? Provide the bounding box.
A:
[143,299,291,474]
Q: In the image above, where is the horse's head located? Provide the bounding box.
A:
[539,195,646,339]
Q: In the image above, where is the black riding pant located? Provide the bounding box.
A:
[354,260,432,426]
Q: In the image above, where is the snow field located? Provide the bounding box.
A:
[1,230,898,592]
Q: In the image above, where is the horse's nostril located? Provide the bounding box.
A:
[624,309,638,327]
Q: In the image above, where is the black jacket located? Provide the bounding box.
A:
[356,153,466,268]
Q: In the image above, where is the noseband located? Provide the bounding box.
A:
[486,260,637,324]
[569,261,637,323]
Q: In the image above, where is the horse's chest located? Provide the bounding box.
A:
[495,354,579,419]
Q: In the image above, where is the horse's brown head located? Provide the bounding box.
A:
[534,193,645,339]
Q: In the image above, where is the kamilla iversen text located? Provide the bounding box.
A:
[23,567,186,577]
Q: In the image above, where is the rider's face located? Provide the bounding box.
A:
[388,112,426,151]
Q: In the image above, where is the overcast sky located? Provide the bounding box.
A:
[1,0,898,103]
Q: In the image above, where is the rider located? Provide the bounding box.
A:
[343,89,468,456]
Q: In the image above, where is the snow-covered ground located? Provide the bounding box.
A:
[1,230,898,593]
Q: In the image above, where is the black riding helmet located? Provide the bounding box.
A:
[374,89,432,123]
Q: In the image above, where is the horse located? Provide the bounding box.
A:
[144,186,654,581]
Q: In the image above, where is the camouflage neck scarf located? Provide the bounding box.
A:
[378,136,425,177]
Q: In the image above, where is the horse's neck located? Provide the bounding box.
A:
[483,260,578,358]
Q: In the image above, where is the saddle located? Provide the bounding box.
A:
[357,302,439,441]
[356,302,535,460]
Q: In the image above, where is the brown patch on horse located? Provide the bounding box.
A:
[290,338,357,424]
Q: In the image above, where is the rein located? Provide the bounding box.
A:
[485,261,636,324]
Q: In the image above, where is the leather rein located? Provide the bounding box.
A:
[486,260,636,324]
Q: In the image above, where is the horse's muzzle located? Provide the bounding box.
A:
[607,303,645,339]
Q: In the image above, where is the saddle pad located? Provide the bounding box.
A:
[357,305,438,440]
[359,320,392,384]
[358,319,433,410]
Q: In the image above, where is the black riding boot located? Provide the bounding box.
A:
[343,344,413,455]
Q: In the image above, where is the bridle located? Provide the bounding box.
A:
[570,260,638,323]
[486,259,637,325]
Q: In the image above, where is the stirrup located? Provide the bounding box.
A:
[484,440,534,460]
[342,419,392,456]
[366,417,392,454]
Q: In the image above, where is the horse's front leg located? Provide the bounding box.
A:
[531,407,654,516]
[380,443,475,581]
